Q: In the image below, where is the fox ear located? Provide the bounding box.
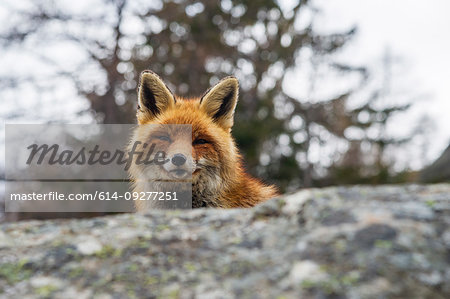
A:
[200,76,239,129]
[138,71,175,120]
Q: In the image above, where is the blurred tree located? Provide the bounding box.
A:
[420,144,450,183]
[325,50,419,185]
[0,0,419,192]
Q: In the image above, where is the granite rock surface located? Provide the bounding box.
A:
[0,185,449,298]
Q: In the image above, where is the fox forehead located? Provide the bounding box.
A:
[138,97,231,138]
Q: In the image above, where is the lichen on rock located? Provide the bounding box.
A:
[0,184,449,298]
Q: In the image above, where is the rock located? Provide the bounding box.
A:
[289,260,328,284]
[0,231,14,249]
[76,239,103,255]
[0,184,449,298]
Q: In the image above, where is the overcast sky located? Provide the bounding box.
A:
[311,0,450,161]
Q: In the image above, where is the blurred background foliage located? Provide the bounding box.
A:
[0,0,447,197]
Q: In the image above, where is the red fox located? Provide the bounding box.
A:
[128,70,278,210]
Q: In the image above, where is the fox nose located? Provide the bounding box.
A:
[171,153,186,166]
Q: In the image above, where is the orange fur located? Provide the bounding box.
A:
[129,71,278,209]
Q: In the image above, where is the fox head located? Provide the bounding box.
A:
[137,71,239,130]
[129,70,242,207]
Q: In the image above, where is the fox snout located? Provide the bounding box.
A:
[171,153,186,166]
[163,151,194,180]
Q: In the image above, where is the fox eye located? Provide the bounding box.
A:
[193,139,208,145]
[156,135,171,142]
